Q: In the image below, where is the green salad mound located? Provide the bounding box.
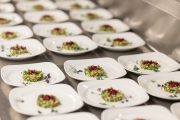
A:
[85,13,99,20]
[51,27,66,36]
[0,18,11,25]
[112,38,129,46]
[99,24,116,32]
[10,44,29,56]
[84,65,107,80]
[1,31,17,40]
[40,15,54,22]
[62,41,83,51]
[71,3,82,9]
[32,5,45,11]
[162,81,180,94]
[140,60,160,72]
[37,94,61,108]
[101,87,124,102]
[22,69,43,82]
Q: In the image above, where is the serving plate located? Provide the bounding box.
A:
[70,8,113,21]
[0,3,14,12]
[81,19,130,33]
[0,13,23,26]
[1,62,65,87]
[118,52,180,75]
[9,84,84,115]
[92,32,145,51]
[138,72,180,100]
[56,0,96,11]
[0,39,46,60]
[0,25,33,42]
[43,35,98,55]
[16,0,57,12]
[171,102,180,119]
[64,57,126,81]
[24,10,69,24]
[102,105,178,120]
[77,78,149,109]
[27,112,99,120]
[0,0,10,3]
[33,22,82,38]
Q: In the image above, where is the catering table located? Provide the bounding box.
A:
[0,0,178,120]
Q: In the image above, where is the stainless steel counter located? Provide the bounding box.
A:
[0,0,179,120]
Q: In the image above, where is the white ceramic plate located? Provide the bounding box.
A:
[64,57,127,81]
[0,0,10,3]
[56,0,96,11]
[0,25,33,42]
[77,78,149,109]
[0,13,23,26]
[13,0,41,2]
[171,102,180,119]
[27,112,99,120]
[92,32,145,51]
[0,3,15,12]
[16,0,57,12]
[70,8,113,21]
[138,72,180,100]
[118,52,180,75]
[1,62,65,87]
[43,35,98,55]
[33,22,82,38]
[102,105,178,120]
[9,84,84,116]
[81,19,130,33]
[24,10,69,24]
[0,39,46,60]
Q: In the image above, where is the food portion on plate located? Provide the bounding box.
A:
[56,0,96,11]
[82,19,130,33]
[33,22,82,37]
[32,4,45,11]
[9,44,29,57]
[138,72,180,100]
[43,35,97,55]
[70,8,113,21]
[22,69,44,82]
[64,58,127,81]
[40,14,54,22]
[0,17,11,25]
[0,31,17,40]
[9,84,84,115]
[77,79,149,108]
[118,52,180,74]
[84,65,107,80]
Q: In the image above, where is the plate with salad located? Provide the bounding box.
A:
[1,62,65,87]
[9,84,84,116]
[77,78,149,109]
[138,71,180,100]
[118,52,180,74]
[0,39,46,60]
[43,35,97,55]
[64,57,126,81]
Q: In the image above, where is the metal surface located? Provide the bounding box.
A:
[0,0,179,120]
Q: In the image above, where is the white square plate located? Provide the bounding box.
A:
[33,22,82,38]
[0,13,23,26]
[101,105,178,120]
[1,62,65,87]
[0,25,33,42]
[64,57,127,81]
[92,32,145,51]
[16,0,57,12]
[9,84,84,116]
[43,35,98,55]
[24,10,69,24]
[138,72,180,100]
[118,52,180,74]
[171,102,180,119]
[27,112,99,120]
[81,19,130,33]
[0,39,46,60]
[77,78,149,109]
[70,8,113,21]
[0,3,15,12]
[56,0,96,11]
